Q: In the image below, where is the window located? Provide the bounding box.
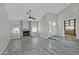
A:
[64,19,75,30]
[52,22,56,26]
[49,21,56,33]
[32,27,37,32]
[12,27,20,34]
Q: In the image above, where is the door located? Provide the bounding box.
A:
[64,19,76,36]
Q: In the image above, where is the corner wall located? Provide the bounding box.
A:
[0,4,10,54]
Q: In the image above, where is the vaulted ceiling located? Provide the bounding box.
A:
[5,3,71,20]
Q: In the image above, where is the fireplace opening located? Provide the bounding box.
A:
[23,30,30,37]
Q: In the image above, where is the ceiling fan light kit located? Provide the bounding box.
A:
[25,10,36,21]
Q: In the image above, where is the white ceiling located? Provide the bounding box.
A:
[5,3,71,20]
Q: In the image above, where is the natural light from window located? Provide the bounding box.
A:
[12,27,20,34]
[32,27,37,32]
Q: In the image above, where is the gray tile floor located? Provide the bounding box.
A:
[2,36,79,55]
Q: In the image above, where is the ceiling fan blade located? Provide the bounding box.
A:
[31,17,36,20]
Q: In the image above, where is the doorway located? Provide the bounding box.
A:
[64,19,76,37]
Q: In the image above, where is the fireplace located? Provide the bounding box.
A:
[23,30,30,37]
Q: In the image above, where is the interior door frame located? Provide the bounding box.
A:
[64,19,76,36]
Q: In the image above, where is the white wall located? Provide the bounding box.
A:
[0,4,10,54]
[39,13,58,38]
[58,3,79,39]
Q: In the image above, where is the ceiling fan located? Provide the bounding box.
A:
[25,10,36,21]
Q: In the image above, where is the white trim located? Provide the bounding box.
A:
[39,34,48,39]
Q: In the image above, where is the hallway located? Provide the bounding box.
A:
[2,36,79,55]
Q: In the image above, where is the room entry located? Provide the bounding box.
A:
[64,19,76,36]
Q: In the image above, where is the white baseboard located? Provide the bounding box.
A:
[39,34,48,39]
